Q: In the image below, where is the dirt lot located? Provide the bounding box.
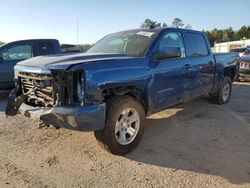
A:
[0,82,250,188]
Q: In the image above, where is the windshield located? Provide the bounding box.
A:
[86,30,157,57]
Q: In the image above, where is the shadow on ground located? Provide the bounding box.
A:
[127,83,250,184]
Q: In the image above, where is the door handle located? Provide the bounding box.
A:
[184,64,191,69]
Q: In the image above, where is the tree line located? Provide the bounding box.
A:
[141,18,250,47]
[204,26,250,47]
[141,18,192,29]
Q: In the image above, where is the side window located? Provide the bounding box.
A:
[185,33,209,57]
[0,44,32,61]
[159,32,185,57]
[38,42,55,55]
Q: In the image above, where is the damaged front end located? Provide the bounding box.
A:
[6,70,84,114]
[5,67,105,131]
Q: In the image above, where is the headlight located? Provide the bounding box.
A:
[53,70,85,106]
[77,73,84,105]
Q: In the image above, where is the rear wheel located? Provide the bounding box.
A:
[94,96,145,155]
[211,76,232,104]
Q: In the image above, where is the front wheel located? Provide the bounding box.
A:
[94,96,145,155]
[211,77,232,104]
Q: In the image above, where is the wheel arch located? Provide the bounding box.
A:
[224,67,236,82]
[101,85,148,115]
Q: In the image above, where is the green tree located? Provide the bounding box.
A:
[140,20,250,46]
[141,18,191,29]
[210,28,223,43]
[204,29,223,47]
[171,18,184,28]
[237,26,250,39]
[222,32,229,42]
[0,41,4,45]
[141,19,167,29]
[205,26,250,46]
[221,27,234,42]
[204,30,213,46]
[162,23,168,27]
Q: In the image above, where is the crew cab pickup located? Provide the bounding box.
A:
[0,39,61,90]
[5,28,239,155]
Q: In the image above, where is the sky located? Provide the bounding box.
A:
[0,0,249,44]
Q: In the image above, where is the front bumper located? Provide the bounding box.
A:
[19,103,106,131]
[239,68,250,81]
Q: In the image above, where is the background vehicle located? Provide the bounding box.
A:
[61,44,81,53]
[230,47,247,57]
[239,46,250,81]
[6,28,239,155]
[0,39,61,90]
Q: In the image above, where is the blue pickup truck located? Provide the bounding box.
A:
[0,39,61,90]
[6,28,239,155]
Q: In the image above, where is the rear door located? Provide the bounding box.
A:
[182,32,215,99]
[0,42,33,89]
[36,41,55,56]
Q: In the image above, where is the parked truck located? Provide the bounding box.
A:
[6,28,239,155]
[0,39,61,90]
[239,46,250,81]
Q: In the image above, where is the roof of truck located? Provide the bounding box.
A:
[9,39,58,43]
[1,39,59,46]
[112,27,201,35]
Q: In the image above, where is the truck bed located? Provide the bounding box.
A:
[214,52,239,68]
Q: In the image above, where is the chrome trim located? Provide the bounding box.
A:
[14,65,51,78]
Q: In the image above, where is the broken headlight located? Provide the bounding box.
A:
[76,72,84,105]
[53,70,85,106]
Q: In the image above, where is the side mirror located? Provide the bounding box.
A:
[156,47,181,60]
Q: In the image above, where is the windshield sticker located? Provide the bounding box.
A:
[137,31,155,37]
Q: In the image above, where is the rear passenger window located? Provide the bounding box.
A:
[38,42,55,55]
[185,33,209,57]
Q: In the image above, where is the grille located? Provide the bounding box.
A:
[18,72,55,107]
[240,62,250,70]
[18,71,84,107]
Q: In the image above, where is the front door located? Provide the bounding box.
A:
[149,31,189,113]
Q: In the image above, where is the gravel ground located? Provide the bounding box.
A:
[0,82,250,188]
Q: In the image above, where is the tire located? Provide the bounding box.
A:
[211,77,232,104]
[94,95,145,155]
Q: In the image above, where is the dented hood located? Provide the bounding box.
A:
[17,53,131,70]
